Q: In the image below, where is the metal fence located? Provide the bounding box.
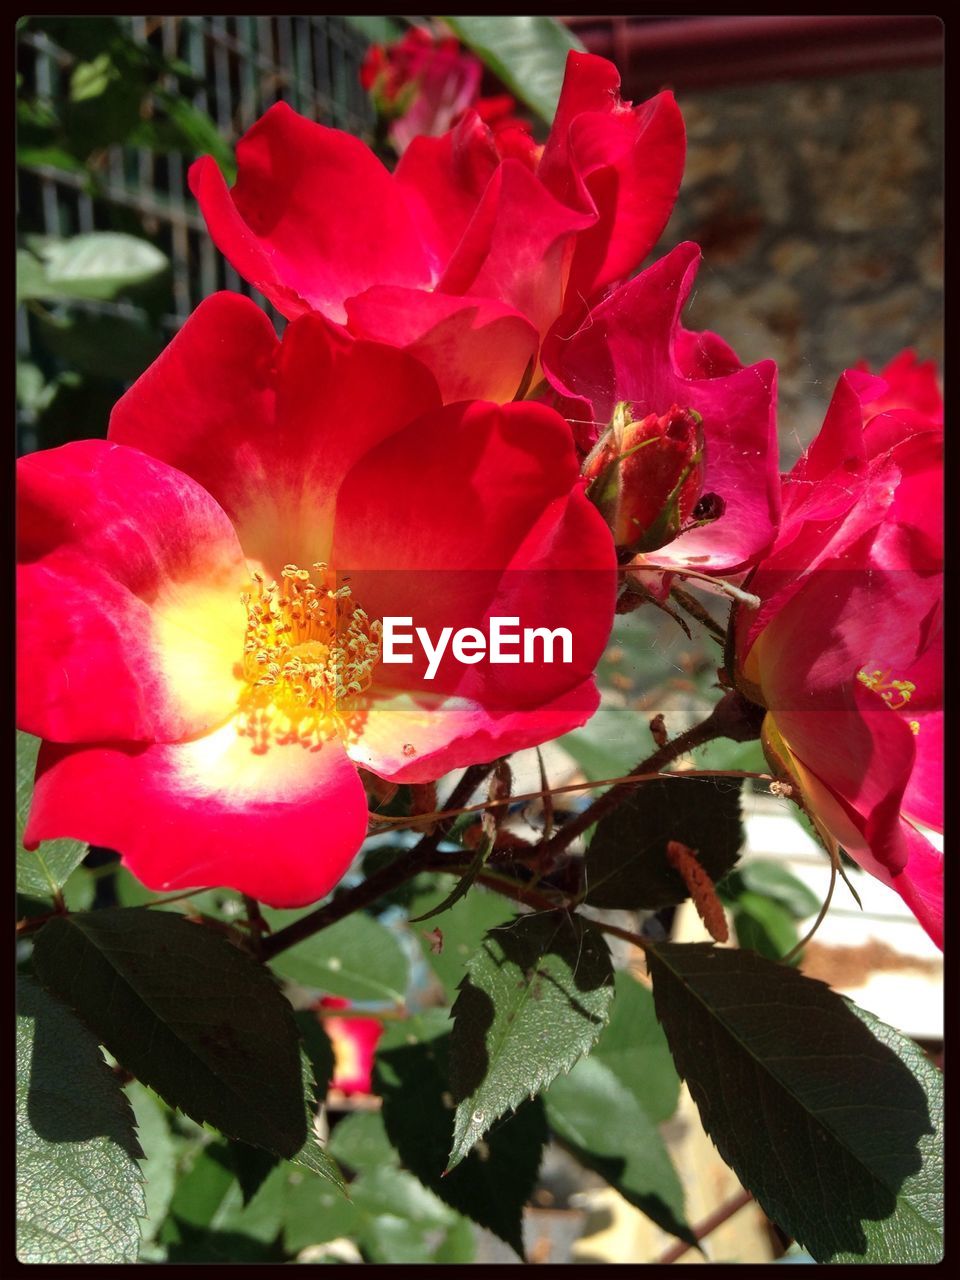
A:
[17,16,375,330]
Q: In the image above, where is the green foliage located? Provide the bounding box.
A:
[406,874,514,1001]
[647,942,943,1263]
[18,233,168,304]
[545,1057,693,1243]
[448,911,614,1167]
[16,731,87,900]
[588,970,681,1122]
[443,16,584,124]
[542,970,690,1242]
[32,909,306,1158]
[17,976,145,1263]
[375,1012,547,1258]
[328,1110,399,1174]
[584,777,744,908]
[731,890,801,961]
[269,911,410,1005]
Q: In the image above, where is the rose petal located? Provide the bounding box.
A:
[189,102,433,321]
[26,724,368,907]
[18,440,247,744]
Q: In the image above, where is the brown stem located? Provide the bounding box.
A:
[657,1188,755,1264]
[540,690,764,859]
[260,762,496,961]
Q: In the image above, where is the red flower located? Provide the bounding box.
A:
[188,52,684,403]
[546,242,780,578]
[18,294,617,907]
[317,997,383,1096]
[735,357,943,945]
[361,26,484,154]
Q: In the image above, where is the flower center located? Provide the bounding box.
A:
[237,563,382,750]
[856,666,920,734]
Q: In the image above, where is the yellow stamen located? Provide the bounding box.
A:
[856,667,918,716]
[236,562,381,750]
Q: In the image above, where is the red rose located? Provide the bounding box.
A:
[735,357,943,945]
[18,294,617,906]
[188,52,684,403]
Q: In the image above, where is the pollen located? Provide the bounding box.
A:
[237,562,382,750]
[856,667,917,713]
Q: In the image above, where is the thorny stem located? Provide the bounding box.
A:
[260,762,496,960]
[670,583,728,645]
[540,691,763,859]
[657,1188,755,1264]
[369,767,773,829]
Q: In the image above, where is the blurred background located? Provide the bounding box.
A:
[16,15,944,1267]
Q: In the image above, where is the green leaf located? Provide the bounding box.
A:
[728,859,821,919]
[448,911,613,1168]
[35,309,165,382]
[350,1165,465,1264]
[583,776,744,909]
[406,875,514,1002]
[443,16,583,123]
[646,943,943,1263]
[21,232,168,302]
[159,1141,286,1262]
[732,891,801,962]
[17,975,145,1263]
[375,1016,546,1258]
[16,731,87,899]
[289,1051,346,1193]
[545,1056,693,1244]
[32,908,306,1158]
[294,1010,334,1101]
[343,15,407,44]
[590,970,680,1123]
[269,911,410,1005]
[409,835,493,923]
[126,1083,177,1242]
[280,1167,362,1254]
[327,1111,399,1174]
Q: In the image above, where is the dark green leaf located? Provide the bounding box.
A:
[545,1056,693,1244]
[647,943,943,1263]
[289,1050,346,1193]
[294,1010,334,1101]
[269,912,409,1005]
[449,911,613,1167]
[732,891,801,962]
[591,970,680,1123]
[32,908,306,1158]
[443,16,583,123]
[584,777,743,909]
[375,1015,546,1258]
[16,731,87,899]
[17,976,145,1263]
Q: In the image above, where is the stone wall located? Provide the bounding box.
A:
[658,67,943,460]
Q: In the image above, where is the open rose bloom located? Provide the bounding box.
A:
[18,293,616,906]
[735,354,943,945]
[188,51,684,403]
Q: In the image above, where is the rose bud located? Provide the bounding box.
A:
[584,401,705,553]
